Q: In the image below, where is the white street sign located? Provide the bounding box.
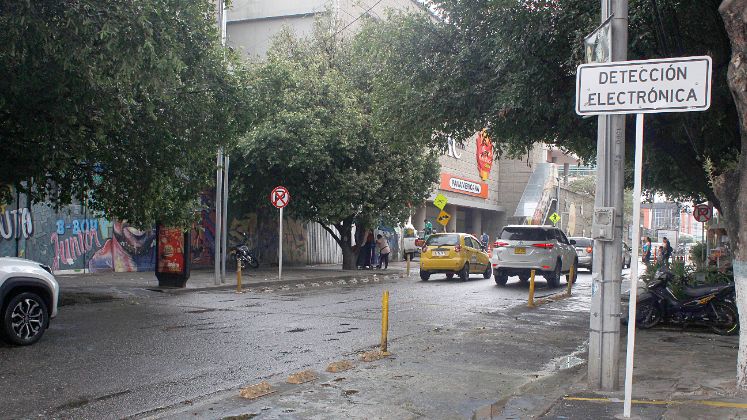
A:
[576,56,712,115]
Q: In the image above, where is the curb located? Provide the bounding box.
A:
[58,271,414,306]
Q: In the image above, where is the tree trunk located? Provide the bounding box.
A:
[320,219,361,270]
[718,0,747,390]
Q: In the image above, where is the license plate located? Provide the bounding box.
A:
[514,247,526,255]
[433,251,448,257]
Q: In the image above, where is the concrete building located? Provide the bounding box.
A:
[226,0,425,58]
[410,133,550,241]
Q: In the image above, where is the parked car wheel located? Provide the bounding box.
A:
[494,270,508,286]
[483,265,492,279]
[419,270,430,281]
[459,262,470,281]
[2,292,49,346]
[545,260,562,288]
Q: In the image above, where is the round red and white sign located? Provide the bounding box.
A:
[693,204,712,223]
[270,186,290,209]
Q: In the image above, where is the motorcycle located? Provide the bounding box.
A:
[233,233,259,270]
[634,267,739,336]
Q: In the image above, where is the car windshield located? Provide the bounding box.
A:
[500,228,549,241]
[425,234,460,246]
[570,238,592,247]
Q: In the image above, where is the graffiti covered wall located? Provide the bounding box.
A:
[0,190,155,273]
[1,189,341,272]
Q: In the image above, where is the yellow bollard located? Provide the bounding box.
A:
[566,263,575,296]
[528,269,536,308]
[380,290,390,354]
[236,261,243,294]
[406,254,411,276]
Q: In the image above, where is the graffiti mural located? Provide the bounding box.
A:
[190,193,215,267]
[89,221,156,272]
[50,219,102,271]
[0,208,33,240]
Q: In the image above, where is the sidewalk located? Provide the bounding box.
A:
[56,261,411,305]
[505,266,746,419]
[534,327,744,420]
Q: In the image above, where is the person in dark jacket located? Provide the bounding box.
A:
[662,237,673,265]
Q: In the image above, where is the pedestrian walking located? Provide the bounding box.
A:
[662,237,673,265]
[364,230,375,269]
[642,236,652,264]
[376,234,391,269]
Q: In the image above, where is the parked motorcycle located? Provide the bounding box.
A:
[635,267,739,335]
[233,233,259,269]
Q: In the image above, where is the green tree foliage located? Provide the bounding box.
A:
[359,0,738,209]
[0,0,252,226]
[232,23,439,269]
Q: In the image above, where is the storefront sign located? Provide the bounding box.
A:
[476,130,493,181]
[439,173,488,198]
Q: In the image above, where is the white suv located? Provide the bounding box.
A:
[0,257,59,345]
[490,225,578,287]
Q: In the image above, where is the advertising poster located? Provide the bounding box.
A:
[158,227,184,274]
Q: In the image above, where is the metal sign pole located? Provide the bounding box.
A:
[279,206,283,280]
[214,149,223,285]
[623,113,644,417]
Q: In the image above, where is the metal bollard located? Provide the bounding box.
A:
[406,254,411,276]
[236,262,243,294]
[528,270,536,308]
[566,263,575,296]
[381,290,390,354]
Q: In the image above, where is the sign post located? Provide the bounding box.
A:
[693,203,712,265]
[271,186,290,280]
[576,55,712,418]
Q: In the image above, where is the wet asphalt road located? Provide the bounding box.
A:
[0,268,603,419]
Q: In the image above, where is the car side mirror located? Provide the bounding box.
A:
[569,239,576,245]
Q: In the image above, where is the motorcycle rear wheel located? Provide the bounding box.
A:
[246,255,259,269]
[710,301,739,336]
[636,300,661,329]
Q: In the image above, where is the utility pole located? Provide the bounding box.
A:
[214,0,229,285]
[588,0,628,391]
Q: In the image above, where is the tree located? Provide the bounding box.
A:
[359,1,747,387]
[0,0,252,227]
[231,23,439,269]
[717,0,747,389]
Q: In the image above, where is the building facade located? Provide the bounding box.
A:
[410,134,549,242]
[226,0,424,57]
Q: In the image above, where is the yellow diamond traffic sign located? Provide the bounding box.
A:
[433,193,448,210]
[549,212,561,225]
[437,210,451,226]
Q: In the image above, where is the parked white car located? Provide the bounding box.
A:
[490,225,578,287]
[0,257,59,345]
[402,225,421,261]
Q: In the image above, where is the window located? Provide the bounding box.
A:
[425,234,460,246]
[570,237,593,247]
[555,230,570,244]
[500,228,550,241]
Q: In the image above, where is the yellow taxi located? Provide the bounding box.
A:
[419,233,492,281]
